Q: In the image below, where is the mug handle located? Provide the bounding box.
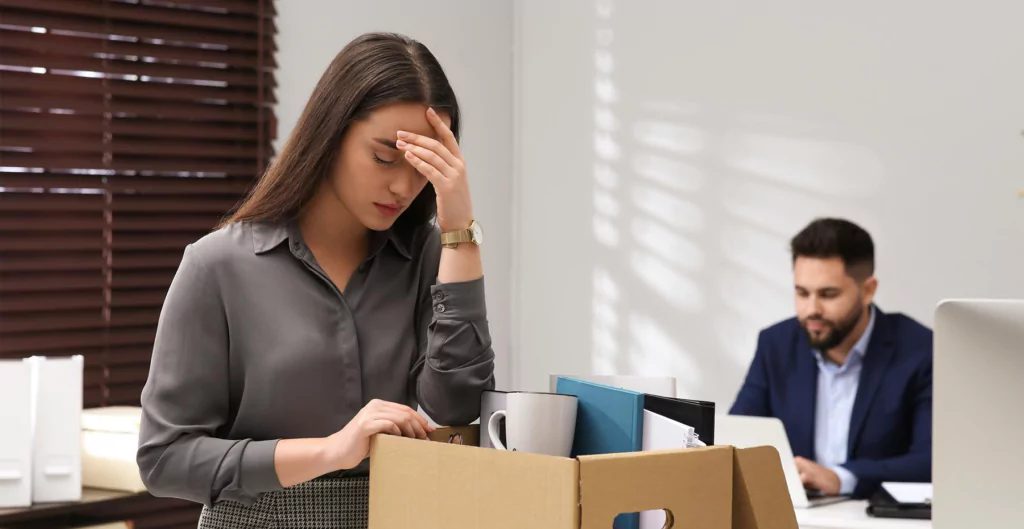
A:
[487,410,507,451]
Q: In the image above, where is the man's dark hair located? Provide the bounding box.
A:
[790,218,875,280]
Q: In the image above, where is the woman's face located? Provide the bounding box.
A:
[327,102,451,232]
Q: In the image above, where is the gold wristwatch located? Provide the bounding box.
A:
[440,220,483,249]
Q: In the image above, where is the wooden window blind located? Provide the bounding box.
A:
[0,0,277,415]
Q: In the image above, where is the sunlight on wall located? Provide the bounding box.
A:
[721,132,885,197]
[587,0,718,398]
[631,185,704,231]
[591,0,623,375]
[592,161,621,248]
[721,178,881,239]
[626,313,702,395]
[628,251,704,312]
[592,267,621,374]
[630,217,704,272]
[718,224,793,286]
[584,0,831,404]
[634,121,707,155]
[631,152,705,192]
[717,264,791,331]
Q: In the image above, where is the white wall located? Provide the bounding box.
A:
[514,0,1024,407]
[276,1,515,389]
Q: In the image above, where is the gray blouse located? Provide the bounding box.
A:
[136,220,495,507]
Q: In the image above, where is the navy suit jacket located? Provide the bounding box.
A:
[729,306,933,498]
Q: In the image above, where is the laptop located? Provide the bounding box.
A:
[715,415,851,508]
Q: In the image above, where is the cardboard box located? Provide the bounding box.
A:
[368,434,798,529]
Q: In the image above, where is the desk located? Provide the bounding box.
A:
[797,500,931,529]
[0,488,139,523]
[0,487,198,528]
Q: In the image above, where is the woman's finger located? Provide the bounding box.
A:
[407,416,428,440]
[380,407,426,440]
[426,107,463,160]
[397,130,460,170]
[366,399,433,433]
[375,410,418,438]
[380,401,434,433]
[404,150,447,187]
[397,141,455,178]
[367,419,402,437]
[407,408,435,433]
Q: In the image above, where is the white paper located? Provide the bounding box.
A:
[642,410,693,451]
[640,411,695,529]
[882,482,933,503]
[81,406,141,434]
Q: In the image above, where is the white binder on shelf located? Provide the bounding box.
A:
[29,355,84,503]
[0,359,33,508]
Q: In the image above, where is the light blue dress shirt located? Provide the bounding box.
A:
[812,306,876,495]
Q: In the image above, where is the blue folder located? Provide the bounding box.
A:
[555,377,644,529]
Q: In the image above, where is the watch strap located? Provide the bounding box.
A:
[440,228,473,247]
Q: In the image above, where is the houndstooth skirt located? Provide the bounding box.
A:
[197,477,369,529]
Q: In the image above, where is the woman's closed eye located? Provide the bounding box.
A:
[373,153,397,166]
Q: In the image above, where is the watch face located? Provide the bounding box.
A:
[471,221,484,244]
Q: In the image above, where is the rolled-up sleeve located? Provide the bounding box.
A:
[413,233,496,426]
[137,244,282,507]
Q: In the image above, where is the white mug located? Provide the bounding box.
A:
[480,390,508,449]
[486,392,577,457]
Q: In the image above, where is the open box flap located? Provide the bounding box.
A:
[369,435,579,529]
[577,446,733,529]
[732,446,799,529]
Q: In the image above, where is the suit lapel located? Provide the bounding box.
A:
[792,328,818,458]
[848,307,896,455]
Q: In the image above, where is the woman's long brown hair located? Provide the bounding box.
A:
[218,32,461,237]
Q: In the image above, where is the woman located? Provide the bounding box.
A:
[136,32,495,528]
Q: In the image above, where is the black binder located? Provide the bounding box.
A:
[866,487,931,520]
[642,394,716,445]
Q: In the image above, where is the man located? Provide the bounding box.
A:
[730,218,932,499]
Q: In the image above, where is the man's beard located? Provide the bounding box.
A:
[801,302,864,351]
